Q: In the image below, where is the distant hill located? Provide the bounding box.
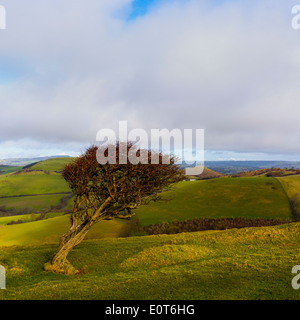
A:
[0,155,72,167]
[0,157,73,215]
[28,157,74,172]
[232,168,300,178]
[205,161,300,175]
[185,166,223,179]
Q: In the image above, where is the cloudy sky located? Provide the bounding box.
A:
[0,0,300,160]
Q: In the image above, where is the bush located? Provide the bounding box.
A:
[140,217,290,236]
[289,194,300,222]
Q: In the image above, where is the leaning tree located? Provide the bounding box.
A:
[45,143,185,274]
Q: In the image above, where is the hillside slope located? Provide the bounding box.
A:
[135,177,293,226]
[29,157,74,172]
[0,175,293,246]
[0,158,73,214]
[0,214,128,247]
[186,166,223,179]
[0,222,299,300]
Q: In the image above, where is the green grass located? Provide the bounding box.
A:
[135,177,293,226]
[0,212,66,226]
[0,158,72,212]
[277,174,300,201]
[0,173,70,197]
[0,165,20,175]
[0,222,299,300]
[0,194,66,212]
[0,176,293,247]
[0,162,298,300]
[0,214,38,226]
[30,158,74,172]
[0,214,128,247]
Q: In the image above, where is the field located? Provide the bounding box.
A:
[0,165,20,175]
[0,214,128,247]
[28,157,74,171]
[0,194,67,212]
[0,174,294,247]
[277,175,300,200]
[0,159,72,213]
[0,158,299,300]
[0,173,70,197]
[135,177,293,226]
[0,212,65,226]
[0,222,299,300]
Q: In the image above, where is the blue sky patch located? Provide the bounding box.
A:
[0,60,25,84]
[127,0,166,20]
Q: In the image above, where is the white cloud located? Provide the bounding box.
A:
[0,0,300,158]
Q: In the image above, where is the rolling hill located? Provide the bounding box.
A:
[277,174,300,200]
[134,177,293,226]
[0,157,296,248]
[0,158,74,214]
[0,222,299,300]
[0,165,20,175]
[0,175,294,247]
[0,157,298,300]
[28,157,74,172]
[0,215,128,247]
[186,166,223,179]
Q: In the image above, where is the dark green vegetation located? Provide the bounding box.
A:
[0,165,20,175]
[0,223,299,300]
[140,217,290,235]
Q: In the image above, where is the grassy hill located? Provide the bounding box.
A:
[0,157,74,198]
[0,157,298,300]
[0,222,299,300]
[0,212,65,226]
[0,158,73,214]
[0,194,67,213]
[0,173,70,197]
[28,157,74,172]
[186,166,223,179]
[0,174,293,246]
[277,174,300,200]
[0,214,128,247]
[0,165,20,175]
[277,174,300,221]
[135,177,293,226]
[0,175,293,247]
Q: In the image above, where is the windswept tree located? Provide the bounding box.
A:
[45,143,185,274]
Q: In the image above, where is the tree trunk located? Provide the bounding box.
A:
[44,197,112,274]
[44,223,92,274]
